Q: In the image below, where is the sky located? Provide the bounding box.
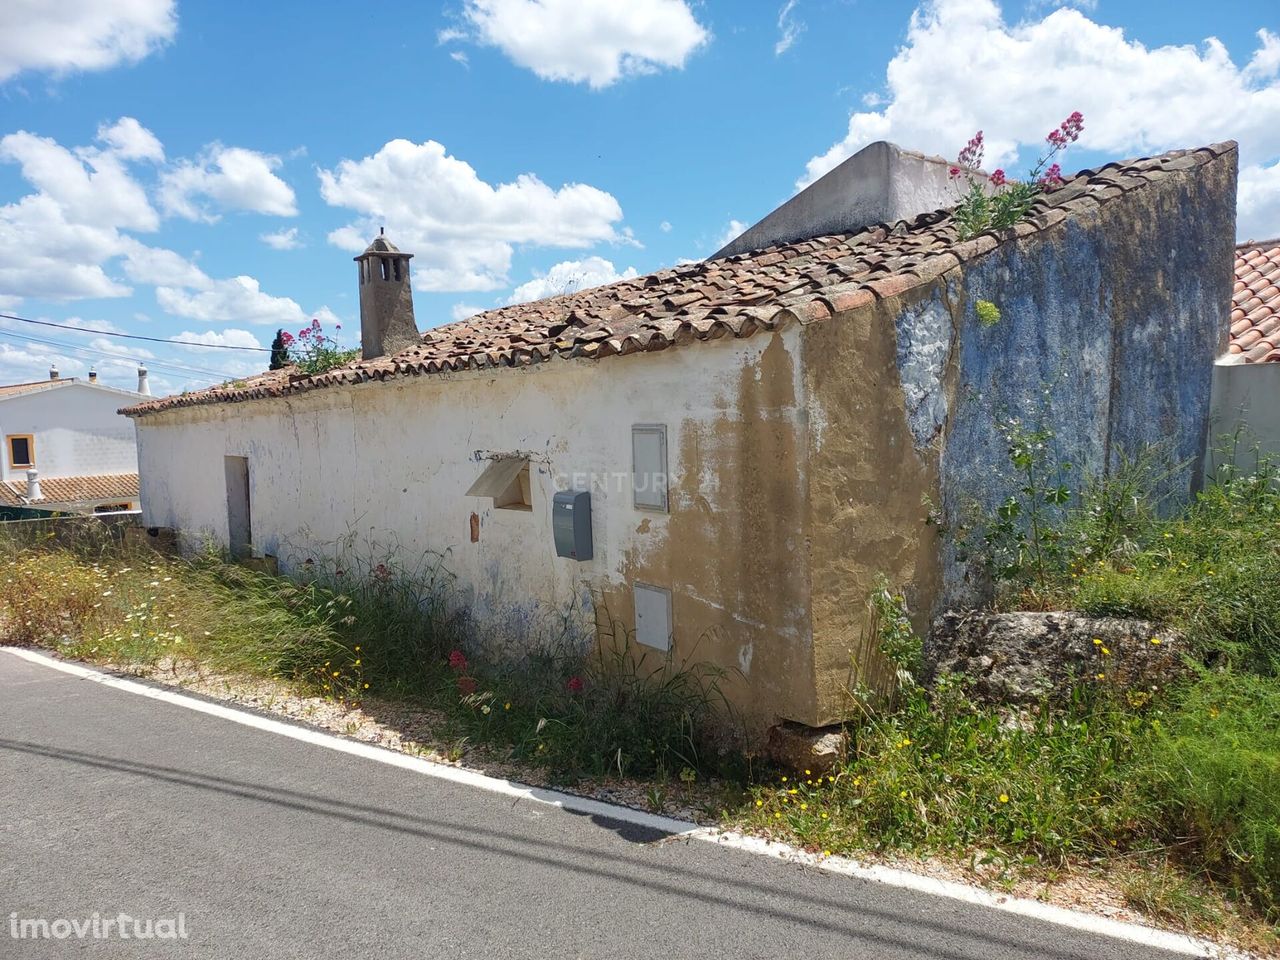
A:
[0,0,1277,396]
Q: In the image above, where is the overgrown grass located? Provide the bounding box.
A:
[0,530,731,782]
[740,439,1280,940]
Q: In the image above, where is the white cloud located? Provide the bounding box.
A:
[800,1,1280,239]
[0,0,176,83]
[450,50,470,68]
[171,328,264,352]
[260,226,302,250]
[319,138,626,291]
[448,303,485,325]
[1239,160,1280,243]
[118,238,210,289]
[659,220,672,233]
[715,218,747,250]
[160,146,298,221]
[156,276,321,326]
[0,128,158,231]
[506,256,638,304]
[97,116,165,163]
[448,0,709,89]
[775,0,804,56]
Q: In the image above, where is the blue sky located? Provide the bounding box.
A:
[1,0,1277,395]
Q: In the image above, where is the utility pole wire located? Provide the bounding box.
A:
[0,313,272,352]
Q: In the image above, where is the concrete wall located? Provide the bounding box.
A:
[1208,360,1280,473]
[0,383,139,482]
[136,329,818,726]
[715,142,977,259]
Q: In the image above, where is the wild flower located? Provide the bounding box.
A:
[566,675,584,693]
[950,111,1084,239]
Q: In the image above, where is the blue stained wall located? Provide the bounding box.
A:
[921,151,1236,608]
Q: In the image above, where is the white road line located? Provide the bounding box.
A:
[1,645,1241,959]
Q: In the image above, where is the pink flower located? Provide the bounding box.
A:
[448,649,468,672]
[335,323,342,331]
[457,676,478,696]
[373,562,390,581]
[956,130,984,170]
[280,331,295,345]
[1037,163,1065,189]
[990,168,1007,187]
[948,166,962,179]
[566,676,584,694]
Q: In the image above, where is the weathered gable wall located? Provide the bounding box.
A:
[938,150,1235,608]
[136,328,816,725]
[800,149,1236,725]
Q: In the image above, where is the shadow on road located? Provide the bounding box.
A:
[0,736,1142,960]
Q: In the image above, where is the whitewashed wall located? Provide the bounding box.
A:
[0,383,140,483]
[136,329,810,656]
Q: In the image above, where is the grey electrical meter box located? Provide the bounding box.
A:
[552,490,592,561]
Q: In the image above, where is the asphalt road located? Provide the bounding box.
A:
[0,651,1196,960]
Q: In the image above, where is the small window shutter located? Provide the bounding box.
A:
[466,457,528,499]
[631,424,668,512]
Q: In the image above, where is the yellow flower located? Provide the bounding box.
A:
[800,803,808,811]
[504,702,511,710]
[1096,673,1105,680]
[755,799,763,807]
[1100,647,1111,656]
[774,812,781,819]
[363,683,369,689]
[804,769,811,776]
[781,776,787,782]
[1092,638,1102,646]
[1149,637,1161,645]
[823,850,831,857]
[998,793,1009,804]
[821,812,828,819]
[899,790,908,799]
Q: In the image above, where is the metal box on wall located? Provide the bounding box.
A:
[552,490,592,561]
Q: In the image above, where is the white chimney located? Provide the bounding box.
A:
[25,469,41,501]
[137,365,151,396]
[49,363,59,381]
[88,367,98,383]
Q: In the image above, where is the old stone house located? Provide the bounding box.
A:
[123,140,1236,729]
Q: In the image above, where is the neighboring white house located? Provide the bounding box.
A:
[1209,239,1280,471]
[0,366,148,516]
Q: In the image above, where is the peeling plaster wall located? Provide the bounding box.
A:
[135,328,813,725]
[936,153,1234,609]
[800,153,1234,725]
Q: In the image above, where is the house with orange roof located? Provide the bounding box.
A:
[0,366,147,518]
[1210,239,1280,468]
[122,141,1237,730]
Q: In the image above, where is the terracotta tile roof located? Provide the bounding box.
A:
[1230,240,1280,362]
[0,473,139,507]
[123,142,1238,418]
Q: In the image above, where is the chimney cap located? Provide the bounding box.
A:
[356,234,412,259]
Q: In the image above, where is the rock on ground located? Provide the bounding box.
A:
[926,611,1185,704]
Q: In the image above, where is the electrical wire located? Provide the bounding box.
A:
[0,328,238,384]
[0,312,272,352]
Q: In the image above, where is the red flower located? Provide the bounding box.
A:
[566,676,584,693]
[280,331,295,345]
[448,649,468,672]
[457,676,478,696]
[948,166,961,179]
[990,168,1007,187]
